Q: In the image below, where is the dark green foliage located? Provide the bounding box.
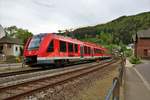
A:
[72,11,150,45]
[2,55,23,63]
[124,49,133,57]
[129,56,141,64]
[4,26,33,44]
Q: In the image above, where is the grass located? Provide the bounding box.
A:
[72,69,118,100]
[129,56,141,64]
[0,56,23,64]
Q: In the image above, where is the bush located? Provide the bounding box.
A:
[5,55,17,63]
[129,56,141,64]
[4,56,23,63]
[125,49,133,57]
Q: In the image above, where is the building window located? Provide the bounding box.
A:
[8,44,11,48]
[60,41,66,52]
[0,46,3,50]
[68,43,73,52]
[16,47,18,51]
[144,49,148,56]
[75,44,78,53]
[47,40,54,52]
[0,46,3,54]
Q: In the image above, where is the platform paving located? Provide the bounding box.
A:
[125,59,150,100]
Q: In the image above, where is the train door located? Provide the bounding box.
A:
[80,45,84,58]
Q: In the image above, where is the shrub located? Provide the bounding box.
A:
[4,56,23,63]
[125,49,133,57]
[5,55,17,63]
[129,56,141,64]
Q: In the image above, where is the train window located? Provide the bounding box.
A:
[75,44,78,53]
[102,50,104,54]
[94,48,100,54]
[68,43,73,52]
[97,49,99,54]
[84,46,87,54]
[94,48,102,54]
[91,48,93,55]
[99,50,102,54]
[94,48,96,54]
[96,49,98,54]
[88,47,91,54]
[60,41,66,52]
[99,49,102,54]
[47,40,54,52]
[28,36,43,50]
[84,46,86,54]
[86,47,88,54]
[86,46,88,54]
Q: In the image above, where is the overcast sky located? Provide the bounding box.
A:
[0,0,150,34]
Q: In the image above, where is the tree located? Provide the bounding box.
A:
[4,26,33,44]
[99,32,113,45]
[72,11,150,45]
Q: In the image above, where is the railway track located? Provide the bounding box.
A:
[0,68,45,78]
[0,59,117,100]
[0,60,92,78]
[0,60,105,86]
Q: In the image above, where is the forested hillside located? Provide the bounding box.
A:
[3,12,150,46]
[72,11,150,45]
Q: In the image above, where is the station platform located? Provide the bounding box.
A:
[125,60,150,100]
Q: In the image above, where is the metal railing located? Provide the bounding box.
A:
[105,58,125,100]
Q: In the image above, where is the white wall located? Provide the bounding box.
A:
[13,44,21,56]
[0,25,6,38]
[2,44,21,56]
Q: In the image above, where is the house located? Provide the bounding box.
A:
[0,36,23,56]
[133,28,150,59]
[0,25,23,57]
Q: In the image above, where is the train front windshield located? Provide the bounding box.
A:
[28,36,43,50]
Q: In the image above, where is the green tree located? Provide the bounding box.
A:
[73,11,150,45]
[99,33,113,45]
[4,26,33,44]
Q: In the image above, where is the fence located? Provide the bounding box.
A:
[105,57,125,100]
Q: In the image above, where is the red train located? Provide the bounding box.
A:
[23,33,111,67]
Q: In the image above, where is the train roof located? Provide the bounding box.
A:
[83,41,102,48]
[48,33,83,44]
[34,33,107,50]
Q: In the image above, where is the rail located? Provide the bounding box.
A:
[0,59,116,100]
[105,57,126,100]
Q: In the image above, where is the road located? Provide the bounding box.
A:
[125,60,150,100]
[136,62,150,85]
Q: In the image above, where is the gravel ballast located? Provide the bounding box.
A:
[23,61,120,100]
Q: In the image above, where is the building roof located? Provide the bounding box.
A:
[0,36,23,45]
[137,28,150,38]
[133,28,150,42]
